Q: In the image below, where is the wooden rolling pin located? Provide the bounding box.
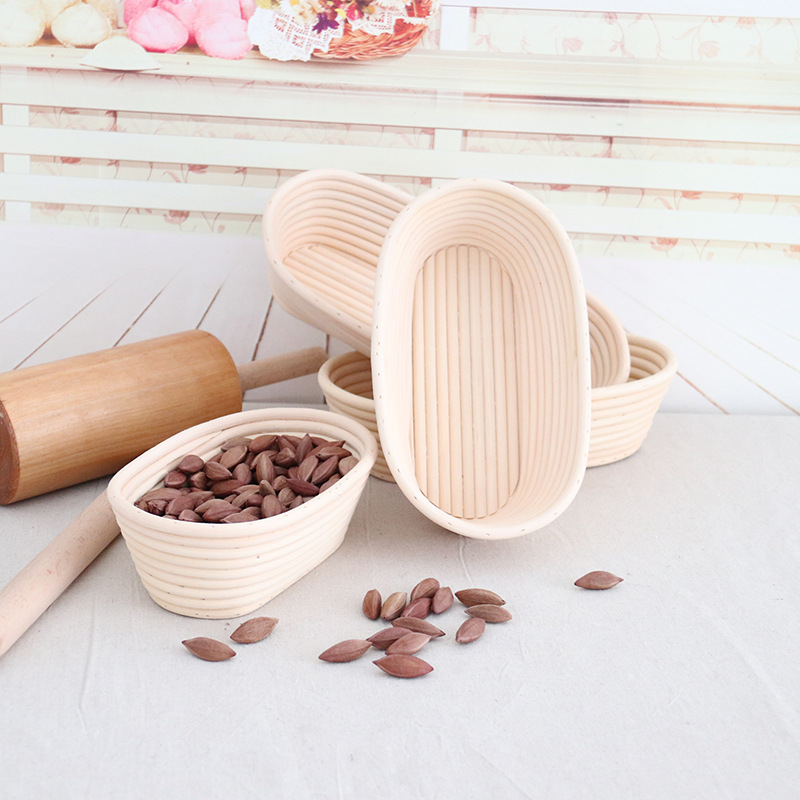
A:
[0,330,327,505]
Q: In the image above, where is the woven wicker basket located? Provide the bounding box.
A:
[372,178,591,539]
[313,0,434,60]
[588,333,677,467]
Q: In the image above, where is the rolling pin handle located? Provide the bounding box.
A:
[236,346,328,393]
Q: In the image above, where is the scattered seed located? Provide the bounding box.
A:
[465,604,512,623]
[230,616,279,644]
[574,571,623,590]
[373,654,433,679]
[431,586,454,614]
[182,637,236,662]
[362,589,382,620]
[401,596,431,619]
[455,588,506,607]
[456,617,486,644]
[366,627,412,650]
[385,632,431,656]
[391,617,445,638]
[410,577,440,601]
[319,639,373,663]
[380,591,407,621]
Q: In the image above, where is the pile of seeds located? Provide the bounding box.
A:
[319,577,513,678]
[135,433,358,524]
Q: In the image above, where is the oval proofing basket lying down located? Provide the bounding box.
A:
[263,169,412,356]
[372,179,592,539]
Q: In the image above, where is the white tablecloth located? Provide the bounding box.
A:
[1,413,798,799]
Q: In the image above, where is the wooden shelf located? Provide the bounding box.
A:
[1,41,798,108]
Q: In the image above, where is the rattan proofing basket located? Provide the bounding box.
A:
[263,169,411,357]
[372,178,591,539]
[106,408,377,619]
[588,333,677,467]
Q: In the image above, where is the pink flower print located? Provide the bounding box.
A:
[562,37,583,54]
[698,40,719,59]
[651,238,678,252]
[680,191,702,200]
[603,12,617,23]
[736,17,756,27]
[164,209,190,225]
[187,164,209,174]
[58,157,81,164]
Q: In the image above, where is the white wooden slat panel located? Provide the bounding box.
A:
[7,125,798,200]
[2,50,797,109]
[6,70,798,147]
[0,173,270,215]
[581,262,795,415]
[3,172,796,246]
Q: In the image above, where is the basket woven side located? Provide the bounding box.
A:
[314,0,433,60]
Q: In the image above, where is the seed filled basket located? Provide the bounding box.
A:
[263,169,412,356]
[588,333,677,467]
[106,408,377,619]
[318,292,631,483]
[371,179,592,539]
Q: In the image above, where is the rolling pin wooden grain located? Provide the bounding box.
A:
[0,330,327,505]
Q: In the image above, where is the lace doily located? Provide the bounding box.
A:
[248,3,433,62]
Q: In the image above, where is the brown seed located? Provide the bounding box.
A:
[222,511,260,524]
[177,509,202,522]
[380,591,408,620]
[178,454,205,475]
[165,494,199,516]
[205,461,232,482]
[188,471,209,490]
[219,444,248,470]
[431,586,454,614]
[254,452,276,484]
[456,617,486,644]
[315,445,351,459]
[401,596,431,619]
[319,475,340,492]
[310,455,339,485]
[297,454,318,483]
[220,437,252,451]
[391,617,445,638]
[373,654,433,679]
[386,632,431,656]
[140,487,183,503]
[277,486,296,506]
[362,589,382,620]
[455,588,506,607]
[319,639,373,663]
[274,447,297,468]
[200,499,240,523]
[574,571,623,590]
[210,479,246,496]
[163,469,188,489]
[392,617,445,639]
[410,577,440,602]
[285,477,320,497]
[232,462,252,484]
[230,617,278,643]
[337,455,358,476]
[259,479,276,497]
[248,434,277,453]
[295,434,314,464]
[261,495,284,518]
[366,627,412,650]
[465,604,512,623]
[181,637,236,662]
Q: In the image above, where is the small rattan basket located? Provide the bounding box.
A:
[314,0,434,60]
